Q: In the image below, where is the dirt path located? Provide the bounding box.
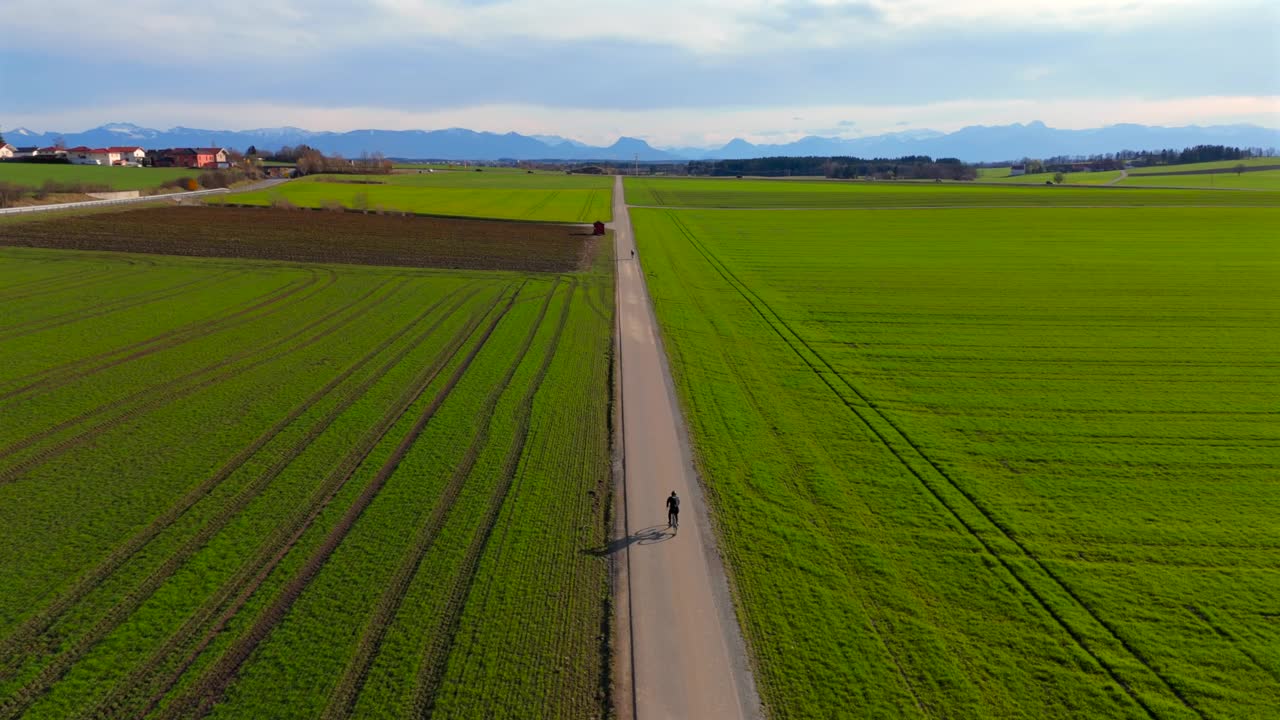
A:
[610,175,762,720]
[1105,169,1129,185]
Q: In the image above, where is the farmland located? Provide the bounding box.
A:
[629,179,1280,718]
[0,208,615,717]
[216,172,613,222]
[1118,169,1280,190]
[0,206,601,273]
[0,164,197,191]
[625,176,1280,207]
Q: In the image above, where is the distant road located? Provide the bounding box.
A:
[0,178,289,217]
[610,175,763,720]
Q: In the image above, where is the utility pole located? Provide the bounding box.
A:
[634,153,639,177]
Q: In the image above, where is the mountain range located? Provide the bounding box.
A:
[4,121,1277,163]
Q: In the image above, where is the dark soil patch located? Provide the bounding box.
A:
[0,205,598,272]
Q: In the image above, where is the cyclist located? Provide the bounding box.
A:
[666,491,680,529]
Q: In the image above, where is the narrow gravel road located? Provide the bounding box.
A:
[610,176,762,720]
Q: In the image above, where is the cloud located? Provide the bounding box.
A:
[1,0,1276,143]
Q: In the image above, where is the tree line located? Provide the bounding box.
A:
[996,144,1277,174]
[249,145,392,175]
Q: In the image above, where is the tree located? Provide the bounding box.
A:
[246,145,258,157]
[0,129,5,146]
[1053,172,1065,184]
[1234,163,1247,176]
[52,134,66,149]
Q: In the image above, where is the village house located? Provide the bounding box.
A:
[107,146,147,165]
[12,146,40,157]
[153,147,229,169]
[1009,163,1026,176]
[0,143,14,159]
[65,146,119,165]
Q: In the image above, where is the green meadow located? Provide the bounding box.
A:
[629,177,1280,718]
[626,176,1280,207]
[216,172,613,222]
[0,164,197,191]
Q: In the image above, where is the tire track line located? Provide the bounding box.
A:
[146,285,524,720]
[0,282,480,682]
[321,278,566,720]
[0,270,316,402]
[3,284,511,720]
[668,212,1203,720]
[410,279,574,718]
[0,269,238,341]
[0,266,145,304]
[0,266,114,302]
[0,270,379,484]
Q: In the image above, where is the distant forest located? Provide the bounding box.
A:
[686,156,977,180]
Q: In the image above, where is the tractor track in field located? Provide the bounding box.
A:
[0,266,117,302]
[0,270,318,403]
[0,283,481,685]
[63,286,502,720]
[411,278,574,718]
[322,278,568,720]
[145,285,524,720]
[0,270,398,485]
[10,285,511,720]
[0,266,147,304]
[668,211,1207,720]
[0,269,238,342]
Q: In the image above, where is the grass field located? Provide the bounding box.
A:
[0,223,614,717]
[0,164,197,191]
[216,172,613,222]
[985,170,1124,185]
[629,180,1280,718]
[1118,169,1280,190]
[1125,158,1280,174]
[626,176,1280,207]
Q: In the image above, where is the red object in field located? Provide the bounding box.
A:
[593,221,606,236]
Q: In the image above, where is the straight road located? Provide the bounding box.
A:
[610,175,762,720]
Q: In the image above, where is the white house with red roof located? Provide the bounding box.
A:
[0,144,15,159]
[107,146,147,165]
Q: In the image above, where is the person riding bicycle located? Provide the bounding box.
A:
[666,491,680,529]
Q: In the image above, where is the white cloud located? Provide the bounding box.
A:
[2,0,1243,57]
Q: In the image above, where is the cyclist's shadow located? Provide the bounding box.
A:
[582,524,674,557]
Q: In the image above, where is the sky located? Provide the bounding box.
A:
[2,0,1278,147]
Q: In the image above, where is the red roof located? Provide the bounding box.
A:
[106,146,143,153]
[66,146,92,152]
[195,147,225,154]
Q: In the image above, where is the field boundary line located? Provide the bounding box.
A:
[76,285,512,720]
[666,211,1205,720]
[0,283,481,685]
[322,278,566,719]
[408,279,574,717]
[155,284,527,720]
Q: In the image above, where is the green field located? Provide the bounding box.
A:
[217,172,613,222]
[629,179,1280,718]
[1118,169,1280,190]
[1126,158,1280,174]
[0,238,614,718]
[0,164,197,191]
[626,176,1280,207]
[985,169,1124,185]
